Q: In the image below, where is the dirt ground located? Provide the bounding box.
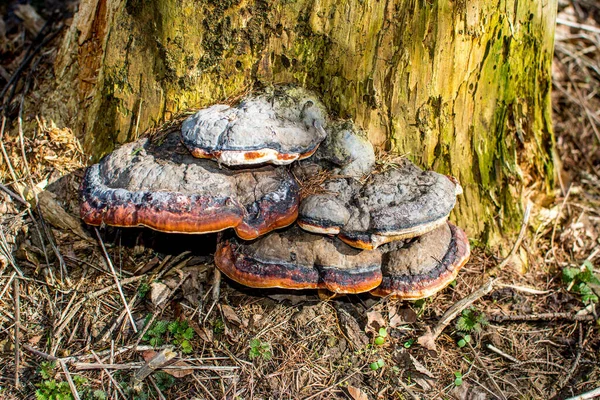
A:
[0,1,599,399]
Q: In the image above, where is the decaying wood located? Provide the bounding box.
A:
[132,347,177,390]
[46,0,558,242]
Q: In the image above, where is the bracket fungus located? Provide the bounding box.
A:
[309,121,376,178]
[80,133,299,240]
[215,226,383,294]
[181,86,328,166]
[297,159,462,250]
[370,223,470,299]
[79,84,471,300]
[214,222,469,299]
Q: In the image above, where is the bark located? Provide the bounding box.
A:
[45,0,558,244]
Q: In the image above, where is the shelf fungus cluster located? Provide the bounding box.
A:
[80,85,470,299]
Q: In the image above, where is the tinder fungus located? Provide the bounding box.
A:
[181,86,328,166]
[370,223,470,299]
[297,159,462,250]
[311,121,376,178]
[80,133,299,240]
[214,226,383,294]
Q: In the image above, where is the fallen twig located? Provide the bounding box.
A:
[467,341,506,400]
[203,267,221,323]
[132,347,177,390]
[22,344,58,361]
[13,280,20,388]
[489,312,595,322]
[75,363,238,371]
[486,344,519,363]
[565,386,600,400]
[556,17,600,35]
[91,351,127,400]
[417,279,495,350]
[59,359,81,400]
[94,228,137,333]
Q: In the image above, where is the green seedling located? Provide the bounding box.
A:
[212,317,225,334]
[403,338,415,349]
[249,339,272,361]
[454,371,463,386]
[168,320,195,354]
[143,319,195,353]
[457,334,471,348]
[36,375,91,400]
[137,282,150,298]
[563,261,600,304]
[143,319,168,347]
[456,307,488,333]
[154,371,176,391]
[374,327,388,346]
[369,359,385,371]
[38,361,56,380]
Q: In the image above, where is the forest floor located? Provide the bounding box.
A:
[0,1,599,399]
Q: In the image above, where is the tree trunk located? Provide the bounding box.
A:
[45,0,558,245]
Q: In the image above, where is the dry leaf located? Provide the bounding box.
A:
[28,335,42,345]
[13,4,45,35]
[389,306,417,328]
[188,320,213,342]
[268,293,310,305]
[348,385,369,400]
[417,326,437,351]
[409,354,434,378]
[142,350,193,378]
[366,309,386,334]
[162,360,194,378]
[37,191,91,240]
[221,304,244,327]
[150,282,171,308]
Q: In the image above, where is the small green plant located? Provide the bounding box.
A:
[457,334,471,348]
[36,379,73,400]
[454,371,463,386]
[91,390,107,400]
[374,327,387,346]
[212,317,225,334]
[249,339,272,361]
[154,371,176,391]
[403,338,415,349]
[143,318,195,353]
[168,320,195,354]
[137,282,151,298]
[563,261,600,304]
[143,319,169,347]
[36,375,91,400]
[369,359,385,371]
[39,361,56,380]
[456,307,488,333]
